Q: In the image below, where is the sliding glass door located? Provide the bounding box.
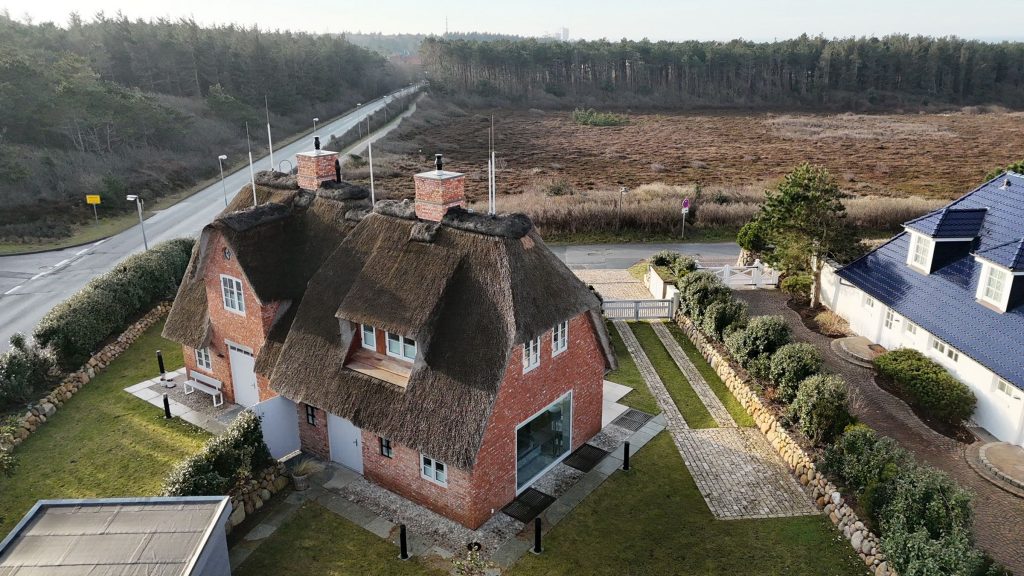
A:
[516,392,572,491]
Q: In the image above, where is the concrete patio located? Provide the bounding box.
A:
[123,367,243,434]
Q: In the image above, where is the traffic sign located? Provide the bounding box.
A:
[86,195,101,205]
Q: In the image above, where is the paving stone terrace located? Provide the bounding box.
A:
[613,319,817,519]
[573,269,653,300]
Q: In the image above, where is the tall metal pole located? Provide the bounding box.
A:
[265,95,275,171]
[218,155,228,207]
[246,123,258,207]
[368,141,376,204]
[136,197,148,250]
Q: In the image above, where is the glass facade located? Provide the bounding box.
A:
[516,393,572,490]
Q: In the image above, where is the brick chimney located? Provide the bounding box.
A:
[296,137,339,192]
[414,154,466,222]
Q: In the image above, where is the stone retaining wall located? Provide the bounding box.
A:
[0,303,171,452]
[226,462,290,532]
[677,315,893,576]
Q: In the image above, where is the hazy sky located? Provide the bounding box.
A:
[4,0,1021,42]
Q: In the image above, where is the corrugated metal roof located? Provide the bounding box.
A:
[838,172,1024,390]
[0,497,229,576]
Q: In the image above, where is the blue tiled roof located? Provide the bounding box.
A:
[904,207,989,238]
[975,238,1024,271]
[838,172,1024,391]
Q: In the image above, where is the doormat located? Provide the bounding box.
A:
[611,408,654,432]
[502,488,556,523]
[563,443,610,472]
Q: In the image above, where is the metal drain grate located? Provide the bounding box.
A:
[611,408,654,432]
[563,443,610,472]
[502,488,556,523]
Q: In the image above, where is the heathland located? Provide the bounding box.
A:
[351,96,1022,241]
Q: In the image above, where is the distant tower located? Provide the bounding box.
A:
[561,27,569,41]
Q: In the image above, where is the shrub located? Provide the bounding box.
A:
[769,342,823,403]
[882,524,988,576]
[780,273,813,303]
[681,273,731,322]
[790,374,852,444]
[651,250,680,267]
[34,238,194,369]
[671,255,698,279]
[822,425,912,526]
[0,448,16,478]
[874,349,976,427]
[700,299,748,342]
[725,315,791,366]
[747,353,773,380]
[814,310,849,336]
[879,463,973,541]
[571,108,628,127]
[163,410,274,496]
[0,333,60,407]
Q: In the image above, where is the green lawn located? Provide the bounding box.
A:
[628,322,716,429]
[605,320,660,415]
[235,501,446,576]
[0,320,209,532]
[664,323,755,427]
[509,433,864,576]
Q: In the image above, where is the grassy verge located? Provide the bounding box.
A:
[0,320,208,532]
[235,501,445,576]
[509,433,865,576]
[665,322,755,427]
[628,322,716,429]
[604,320,659,415]
[544,227,738,246]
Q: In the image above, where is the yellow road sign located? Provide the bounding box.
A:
[86,195,101,205]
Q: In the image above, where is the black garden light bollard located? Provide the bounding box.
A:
[532,517,542,554]
[156,350,166,379]
[162,394,171,419]
[623,441,631,471]
[398,524,409,560]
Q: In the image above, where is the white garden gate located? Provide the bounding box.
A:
[602,299,675,320]
[249,395,301,459]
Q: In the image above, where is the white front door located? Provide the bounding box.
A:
[328,413,364,474]
[228,344,260,407]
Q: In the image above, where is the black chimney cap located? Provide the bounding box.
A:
[314,136,321,150]
[434,154,443,171]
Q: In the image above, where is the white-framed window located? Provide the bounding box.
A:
[863,294,876,309]
[996,378,1014,397]
[552,321,569,356]
[931,338,959,362]
[421,454,447,486]
[981,265,1008,306]
[220,275,245,314]
[905,321,919,335]
[908,233,933,271]
[194,347,212,371]
[385,332,417,361]
[884,309,897,330]
[523,337,541,373]
[361,324,377,351]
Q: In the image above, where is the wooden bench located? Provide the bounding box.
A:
[184,370,224,407]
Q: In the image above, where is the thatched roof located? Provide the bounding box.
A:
[267,208,613,469]
[162,182,370,349]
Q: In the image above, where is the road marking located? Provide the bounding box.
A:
[93,239,106,246]
[30,272,46,280]
[3,285,22,295]
[54,259,69,268]
[75,248,90,256]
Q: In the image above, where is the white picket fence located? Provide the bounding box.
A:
[602,299,675,320]
[699,260,779,288]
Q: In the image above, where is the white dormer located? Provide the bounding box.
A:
[973,238,1024,313]
[906,231,934,273]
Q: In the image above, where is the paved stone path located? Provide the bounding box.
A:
[650,321,736,428]
[613,320,816,519]
[573,269,652,300]
[735,290,1024,574]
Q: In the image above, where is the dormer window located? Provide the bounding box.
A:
[981,265,1008,306]
[386,332,417,362]
[908,233,934,272]
[361,324,377,351]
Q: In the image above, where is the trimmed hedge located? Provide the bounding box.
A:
[164,410,274,496]
[769,342,823,403]
[700,298,749,342]
[789,374,852,444]
[0,333,60,408]
[874,349,976,428]
[725,315,792,368]
[34,238,194,369]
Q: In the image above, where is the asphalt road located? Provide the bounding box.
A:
[0,86,741,351]
[0,86,419,351]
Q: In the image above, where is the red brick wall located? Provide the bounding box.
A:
[298,402,330,460]
[413,174,466,221]
[187,233,281,405]
[466,312,605,528]
[297,151,339,191]
[362,431,475,525]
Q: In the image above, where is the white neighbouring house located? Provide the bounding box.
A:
[820,172,1024,448]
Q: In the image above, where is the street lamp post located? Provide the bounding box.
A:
[617,186,629,230]
[126,194,148,250]
[313,117,319,135]
[218,155,228,207]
